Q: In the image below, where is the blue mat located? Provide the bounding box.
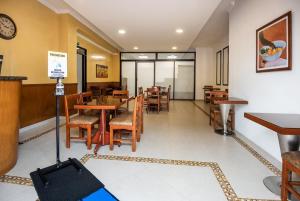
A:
[82,188,118,201]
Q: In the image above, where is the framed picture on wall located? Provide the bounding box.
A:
[256,11,292,73]
[216,50,222,85]
[96,64,108,78]
[222,46,229,86]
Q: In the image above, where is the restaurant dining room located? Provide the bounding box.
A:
[0,0,300,200]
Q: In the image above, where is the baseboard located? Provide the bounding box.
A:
[234,130,282,169]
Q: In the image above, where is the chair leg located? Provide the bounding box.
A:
[141,114,144,134]
[281,160,288,201]
[66,126,70,148]
[79,128,84,138]
[87,126,92,150]
[110,127,114,151]
[132,129,136,152]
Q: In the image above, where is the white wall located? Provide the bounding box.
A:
[229,0,300,161]
[195,47,214,99]
[195,37,229,100]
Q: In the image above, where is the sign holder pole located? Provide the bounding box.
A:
[55,77,61,165]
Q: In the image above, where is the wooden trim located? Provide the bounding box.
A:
[20,83,77,128]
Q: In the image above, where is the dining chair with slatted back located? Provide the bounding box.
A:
[64,93,99,150]
[109,96,139,152]
[160,86,170,111]
[112,90,129,115]
[146,87,160,113]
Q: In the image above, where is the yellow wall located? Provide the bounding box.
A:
[0,0,120,84]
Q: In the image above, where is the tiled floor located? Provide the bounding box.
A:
[0,101,281,201]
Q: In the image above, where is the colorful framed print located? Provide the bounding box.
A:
[256,11,292,73]
[96,64,108,78]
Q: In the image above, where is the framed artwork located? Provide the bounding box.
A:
[222,46,229,86]
[216,50,222,85]
[96,64,108,78]
[256,11,292,73]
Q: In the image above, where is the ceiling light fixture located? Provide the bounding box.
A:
[118,29,126,34]
[91,55,105,60]
[176,29,183,34]
[172,46,177,50]
[167,55,177,59]
[133,46,139,50]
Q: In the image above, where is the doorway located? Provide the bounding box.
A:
[136,61,155,95]
[77,46,87,92]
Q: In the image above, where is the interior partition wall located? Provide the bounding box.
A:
[121,52,195,100]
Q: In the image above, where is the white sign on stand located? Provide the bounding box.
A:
[48,51,67,78]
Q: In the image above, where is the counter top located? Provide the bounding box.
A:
[0,76,27,81]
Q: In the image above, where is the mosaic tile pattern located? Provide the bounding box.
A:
[19,124,65,144]
[232,135,281,176]
[0,175,32,186]
[0,154,280,201]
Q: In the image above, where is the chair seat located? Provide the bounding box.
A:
[282,151,300,169]
[148,98,159,104]
[110,114,133,126]
[70,115,99,125]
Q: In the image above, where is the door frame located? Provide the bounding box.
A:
[77,46,87,92]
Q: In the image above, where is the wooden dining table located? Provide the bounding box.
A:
[74,96,129,154]
[245,113,300,197]
[213,97,248,135]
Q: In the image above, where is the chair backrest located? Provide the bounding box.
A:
[132,96,139,128]
[112,90,129,98]
[210,91,228,104]
[81,91,93,104]
[64,93,82,124]
[90,86,101,97]
[138,87,143,95]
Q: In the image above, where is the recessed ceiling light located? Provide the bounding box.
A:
[133,46,139,50]
[91,55,105,60]
[172,46,177,50]
[176,29,183,34]
[118,29,126,34]
[139,55,148,59]
[167,55,177,59]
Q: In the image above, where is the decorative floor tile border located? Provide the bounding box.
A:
[0,154,280,201]
[193,101,281,176]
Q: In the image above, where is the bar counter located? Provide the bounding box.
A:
[0,76,27,175]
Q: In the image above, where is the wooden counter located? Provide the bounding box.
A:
[0,76,27,175]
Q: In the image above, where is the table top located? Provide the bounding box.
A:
[206,90,227,95]
[244,113,300,135]
[213,97,248,105]
[74,96,127,110]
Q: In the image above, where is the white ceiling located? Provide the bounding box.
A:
[62,0,222,51]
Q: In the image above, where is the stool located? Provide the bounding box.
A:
[281,151,300,201]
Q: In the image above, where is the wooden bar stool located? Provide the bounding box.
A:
[281,151,300,201]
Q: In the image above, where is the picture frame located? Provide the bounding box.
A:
[256,11,292,73]
[216,50,222,85]
[96,64,108,78]
[222,46,229,86]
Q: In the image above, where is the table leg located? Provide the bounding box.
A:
[263,134,300,200]
[93,110,106,154]
[215,104,233,136]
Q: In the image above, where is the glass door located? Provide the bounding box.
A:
[137,62,155,94]
[121,61,136,97]
[155,61,174,99]
[174,61,195,99]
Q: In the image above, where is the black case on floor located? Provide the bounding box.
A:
[30,158,104,201]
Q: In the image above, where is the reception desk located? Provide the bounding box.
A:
[0,76,27,175]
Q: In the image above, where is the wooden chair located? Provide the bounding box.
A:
[209,91,235,131]
[138,87,143,95]
[146,87,160,113]
[282,151,300,201]
[89,86,101,99]
[64,93,99,150]
[160,86,170,111]
[81,91,100,117]
[112,90,129,115]
[109,96,141,152]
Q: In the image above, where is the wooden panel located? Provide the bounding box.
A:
[0,80,22,175]
[20,83,77,128]
[87,82,120,89]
